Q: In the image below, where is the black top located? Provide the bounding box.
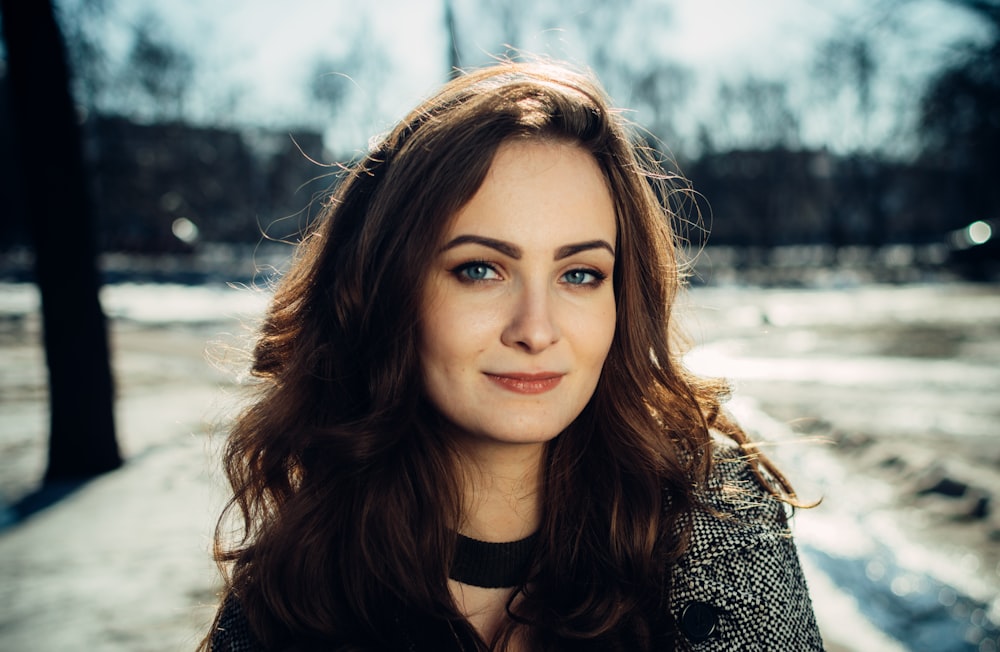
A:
[449,531,537,588]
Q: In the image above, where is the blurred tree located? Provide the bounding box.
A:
[304,13,389,151]
[918,0,1000,226]
[446,0,515,64]
[811,32,878,152]
[631,63,692,155]
[51,2,194,121]
[444,0,462,77]
[704,77,800,151]
[309,55,351,118]
[0,61,29,250]
[0,0,121,480]
[120,12,195,121]
[57,0,114,115]
[691,79,801,258]
[558,0,640,75]
[497,1,522,53]
[811,31,887,248]
[446,0,648,87]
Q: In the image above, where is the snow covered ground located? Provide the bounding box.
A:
[1,280,998,651]
[679,283,1000,651]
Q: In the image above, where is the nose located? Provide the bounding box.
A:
[500,282,560,353]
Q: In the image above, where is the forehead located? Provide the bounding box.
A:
[443,139,617,247]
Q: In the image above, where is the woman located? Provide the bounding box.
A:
[203,60,822,651]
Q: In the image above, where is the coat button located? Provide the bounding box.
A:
[679,601,718,643]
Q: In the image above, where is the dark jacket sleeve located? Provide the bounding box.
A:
[669,439,824,651]
[209,593,265,652]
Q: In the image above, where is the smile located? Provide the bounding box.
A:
[485,372,564,395]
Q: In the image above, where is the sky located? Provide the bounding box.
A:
[59,0,995,156]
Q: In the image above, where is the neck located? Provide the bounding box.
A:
[456,441,544,542]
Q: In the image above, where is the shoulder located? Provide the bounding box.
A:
[208,593,264,652]
[698,433,791,527]
[668,434,824,651]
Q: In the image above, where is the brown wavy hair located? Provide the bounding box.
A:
[204,60,797,651]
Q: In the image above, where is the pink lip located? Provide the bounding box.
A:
[485,372,564,395]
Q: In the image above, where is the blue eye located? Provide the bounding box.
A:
[563,269,605,285]
[454,262,500,282]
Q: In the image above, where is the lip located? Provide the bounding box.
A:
[485,372,564,395]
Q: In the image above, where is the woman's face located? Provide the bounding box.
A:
[419,139,617,451]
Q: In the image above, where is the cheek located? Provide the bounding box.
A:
[587,300,617,364]
[418,293,498,371]
[426,296,502,345]
[418,314,453,373]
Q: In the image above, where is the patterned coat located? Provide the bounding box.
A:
[668,437,823,650]
[209,440,824,651]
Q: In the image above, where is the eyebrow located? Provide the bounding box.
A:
[440,235,615,260]
[441,235,521,258]
[555,240,616,260]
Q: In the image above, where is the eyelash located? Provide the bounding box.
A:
[451,261,501,283]
[449,261,608,288]
[562,269,607,286]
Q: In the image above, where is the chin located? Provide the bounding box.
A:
[475,423,568,447]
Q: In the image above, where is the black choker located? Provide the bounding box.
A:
[449,532,538,589]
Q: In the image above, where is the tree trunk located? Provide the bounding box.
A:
[1,0,121,480]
